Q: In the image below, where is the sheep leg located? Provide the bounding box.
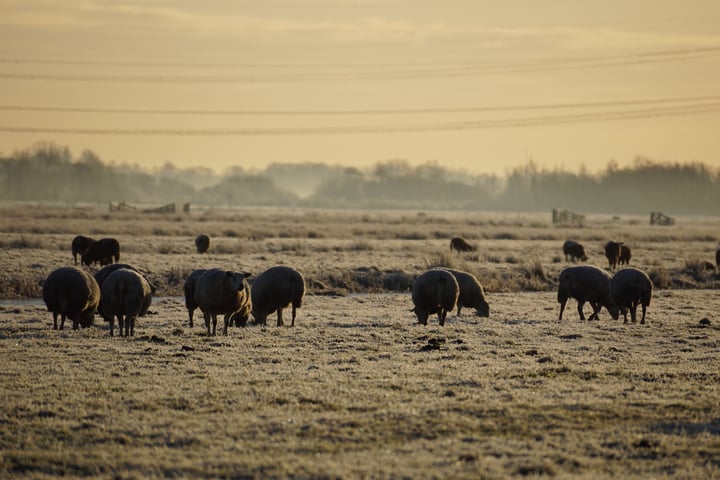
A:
[188,308,194,329]
[558,298,567,320]
[291,304,297,327]
[211,313,218,336]
[59,314,66,330]
[118,315,125,337]
[439,308,447,326]
[630,302,638,323]
[640,304,647,325]
[53,312,59,330]
[202,312,212,336]
[276,309,284,327]
[223,313,230,335]
[589,302,602,320]
[622,307,628,324]
[127,317,134,337]
[576,300,586,320]
[108,316,115,337]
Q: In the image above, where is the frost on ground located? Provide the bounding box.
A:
[1,290,719,478]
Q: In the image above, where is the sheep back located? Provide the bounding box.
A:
[557,265,619,321]
[71,235,96,265]
[94,263,153,316]
[101,268,153,336]
[562,240,587,262]
[442,268,489,317]
[183,268,207,328]
[619,245,632,265]
[450,237,475,252]
[610,267,653,324]
[42,267,100,330]
[604,241,623,270]
[195,234,210,253]
[82,237,120,266]
[251,266,305,327]
[411,269,459,326]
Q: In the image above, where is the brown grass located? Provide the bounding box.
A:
[1,204,720,477]
[1,291,719,478]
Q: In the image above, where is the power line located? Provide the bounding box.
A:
[1,46,718,84]
[1,101,718,136]
[2,45,719,70]
[1,95,720,116]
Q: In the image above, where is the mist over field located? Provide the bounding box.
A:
[2,142,719,215]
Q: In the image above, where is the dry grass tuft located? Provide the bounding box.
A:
[423,250,457,270]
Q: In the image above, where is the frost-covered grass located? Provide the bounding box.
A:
[1,291,719,478]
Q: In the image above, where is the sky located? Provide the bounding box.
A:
[1,0,719,176]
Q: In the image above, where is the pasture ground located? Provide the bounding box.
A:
[1,205,719,478]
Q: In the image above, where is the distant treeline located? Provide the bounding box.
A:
[1,142,719,214]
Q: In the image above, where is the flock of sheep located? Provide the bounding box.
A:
[40,233,720,337]
[444,235,697,327]
[43,235,306,337]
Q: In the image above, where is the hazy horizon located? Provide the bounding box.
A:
[1,1,720,175]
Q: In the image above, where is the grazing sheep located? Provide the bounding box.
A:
[42,267,100,330]
[184,269,249,330]
[450,236,475,252]
[442,268,489,317]
[610,267,653,324]
[562,240,588,262]
[94,263,153,316]
[101,268,153,337]
[251,266,305,327]
[71,235,95,265]
[411,269,459,326]
[619,245,632,265]
[81,237,120,266]
[604,241,623,270]
[195,234,210,253]
[557,265,619,321]
[194,268,252,335]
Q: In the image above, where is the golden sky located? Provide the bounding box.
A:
[1,0,719,175]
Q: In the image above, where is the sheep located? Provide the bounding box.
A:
[610,267,653,324]
[195,234,210,253]
[441,268,489,317]
[619,245,632,265]
[562,240,588,262]
[101,268,153,337]
[94,263,153,316]
[251,266,305,327]
[71,235,95,265]
[194,268,252,335]
[42,267,100,330]
[81,237,120,266]
[604,241,623,270]
[557,265,620,321]
[411,268,459,326]
[184,268,249,330]
[450,236,475,252]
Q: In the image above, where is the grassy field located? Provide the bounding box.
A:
[1,204,719,478]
